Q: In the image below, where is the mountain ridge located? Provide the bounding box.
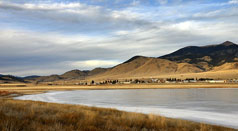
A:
[35,41,238,82]
[2,41,238,83]
[0,74,26,83]
[160,41,238,70]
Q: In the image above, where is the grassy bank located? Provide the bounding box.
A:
[0,99,234,131]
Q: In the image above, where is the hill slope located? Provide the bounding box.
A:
[36,68,108,82]
[160,41,238,70]
[35,41,238,82]
[0,75,25,83]
[90,56,202,79]
[211,62,238,71]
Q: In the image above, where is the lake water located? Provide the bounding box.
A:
[15,88,238,129]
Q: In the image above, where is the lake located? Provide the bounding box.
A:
[15,88,238,129]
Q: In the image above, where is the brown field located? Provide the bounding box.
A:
[0,99,235,131]
[89,69,238,81]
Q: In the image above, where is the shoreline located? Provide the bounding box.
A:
[1,83,238,96]
[0,99,234,131]
[14,88,238,130]
[1,84,238,130]
[16,95,238,130]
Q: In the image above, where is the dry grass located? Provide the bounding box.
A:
[0,84,27,87]
[0,91,19,97]
[89,68,238,80]
[0,99,234,131]
[0,91,12,96]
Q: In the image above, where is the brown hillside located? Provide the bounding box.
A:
[211,62,238,71]
[177,63,203,73]
[61,70,89,79]
[34,41,238,82]
[0,75,25,84]
[36,68,108,82]
[88,68,108,76]
[160,41,238,70]
[97,56,151,77]
[91,57,202,79]
[36,75,62,82]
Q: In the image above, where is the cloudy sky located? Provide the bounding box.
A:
[0,0,238,76]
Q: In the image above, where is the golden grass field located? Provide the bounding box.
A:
[89,69,238,81]
[0,99,235,131]
[1,83,238,130]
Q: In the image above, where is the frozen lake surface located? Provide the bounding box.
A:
[15,88,238,129]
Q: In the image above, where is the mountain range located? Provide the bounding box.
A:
[1,41,238,83]
[160,41,238,71]
[36,68,107,82]
[0,75,26,83]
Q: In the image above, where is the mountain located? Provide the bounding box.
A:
[36,75,63,82]
[23,75,41,80]
[36,68,108,82]
[88,68,108,76]
[160,41,238,71]
[36,70,89,82]
[32,41,238,82]
[61,70,89,79]
[0,75,25,83]
[89,41,238,80]
[36,56,203,82]
[90,56,202,79]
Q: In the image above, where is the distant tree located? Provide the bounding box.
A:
[35,81,39,85]
[112,80,117,84]
[91,80,95,85]
[135,79,140,83]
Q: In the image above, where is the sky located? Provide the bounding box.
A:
[0,0,238,76]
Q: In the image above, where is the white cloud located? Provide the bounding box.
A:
[1,17,238,76]
[70,60,120,69]
[157,0,168,5]
[0,1,150,34]
[192,7,238,21]
[229,0,238,4]
[0,1,238,76]
[171,21,200,31]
